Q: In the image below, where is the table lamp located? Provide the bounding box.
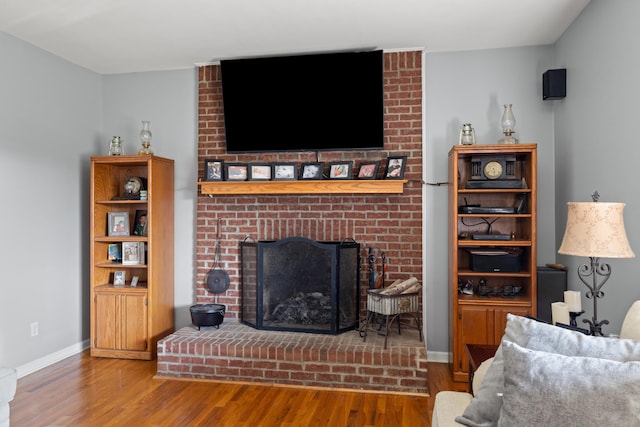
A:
[558,192,635,335]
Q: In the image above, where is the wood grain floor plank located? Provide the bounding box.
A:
[11,350,462,427]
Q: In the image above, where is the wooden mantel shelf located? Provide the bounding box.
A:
[198,179,407,195]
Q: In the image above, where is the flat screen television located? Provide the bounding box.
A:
[220,50,384,153]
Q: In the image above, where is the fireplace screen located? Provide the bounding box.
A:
[241,237,360,334]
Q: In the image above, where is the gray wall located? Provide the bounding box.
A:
[0,32,101,370]
[424,46,557,357]
[553,0,640,334]
[102,70,198,331]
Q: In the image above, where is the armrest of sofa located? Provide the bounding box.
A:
[0,367,17,427]
[431,357,495,427]
[432,391,473,427]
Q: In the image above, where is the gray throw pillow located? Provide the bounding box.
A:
[456,314,640,427]
[498,340,640,427]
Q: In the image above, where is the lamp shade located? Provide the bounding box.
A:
[558,202,635,259]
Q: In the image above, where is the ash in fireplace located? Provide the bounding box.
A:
[269,292,333,325]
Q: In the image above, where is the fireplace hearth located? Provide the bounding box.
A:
[240,237,360,334]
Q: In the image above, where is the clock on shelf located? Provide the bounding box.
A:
[467,155,523,189]
[112,176,147,200]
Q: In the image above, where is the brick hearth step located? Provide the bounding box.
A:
[156,321,428,394]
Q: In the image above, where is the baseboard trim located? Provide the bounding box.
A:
[16,340,90,378]
[427,350,450,364]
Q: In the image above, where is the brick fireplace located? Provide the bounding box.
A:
[157,50,426,393]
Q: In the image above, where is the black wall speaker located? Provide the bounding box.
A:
[542,68,566,100]
[537,266,567,323]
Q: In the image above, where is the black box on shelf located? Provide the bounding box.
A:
[467,248,522,272]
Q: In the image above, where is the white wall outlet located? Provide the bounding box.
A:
[30,321,39,337]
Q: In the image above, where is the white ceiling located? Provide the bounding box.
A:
[0,0,590,75]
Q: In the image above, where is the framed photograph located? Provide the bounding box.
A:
[225,164,248,181]
[273,163,297,180]
[249,164,272,181]
[107,243,121,262]
[133,210,148,236]
[204,159,224,181]
[384,156,407,179]
[329,162,352,180]
[113,271,126,286]
[300,162,324,180]
[357,161,380,180]
[122,241,145,265]
[130,276,139,287]
[107,212,130,237]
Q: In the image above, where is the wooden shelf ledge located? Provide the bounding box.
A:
[197,179,407,195]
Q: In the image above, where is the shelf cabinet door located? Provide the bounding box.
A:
[95,293,118,350]
[95,292,148,352]
[454,306,495,373]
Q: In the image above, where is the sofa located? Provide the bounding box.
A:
[0,367,17,427]
[432,301,640,427]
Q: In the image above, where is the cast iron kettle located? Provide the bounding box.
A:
[206,218,230,294]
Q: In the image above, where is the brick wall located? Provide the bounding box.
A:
[196,50,423,320]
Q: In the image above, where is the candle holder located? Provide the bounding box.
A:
[569,310,584,327]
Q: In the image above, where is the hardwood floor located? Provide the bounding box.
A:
[11,351,467,427]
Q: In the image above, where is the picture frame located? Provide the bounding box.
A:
[357,161,380,180]
[203,159,224,181]
[273,163,297,180]
[130,276,139,287]
[133,210,148,236]
[107,212,130,237]
[249,164,272,181]
[225,164,248,181]
[113,271,126,286]
[329,162,352,180]
[122,241,145,265]
[300,162,324,180]
[384,156,407,179]
[108,243,122,262]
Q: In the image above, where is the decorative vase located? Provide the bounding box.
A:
[138,120,153,155]
[109,136,123,156]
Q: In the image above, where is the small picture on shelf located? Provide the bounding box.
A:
[107,243,122,262]
[273,163,297,180]
[204,159,224,181]
[122,241,145,265]
[107,212,130,237]
[133,210,148,236]
[130,276,139,287]
[113,271,126,286]
[329,162,352,179]
[357,161,380,179]
[300,162,324,180]
[249,164,272,181]
[225,164,248,181]
[384,156,407,179]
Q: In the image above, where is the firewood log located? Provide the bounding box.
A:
[378,277,419,295]
[401,282,422,294]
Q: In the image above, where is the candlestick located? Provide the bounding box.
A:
[552,302,570,325]
[564,290,582,312]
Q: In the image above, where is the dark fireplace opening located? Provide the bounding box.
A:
[241,237,360,334]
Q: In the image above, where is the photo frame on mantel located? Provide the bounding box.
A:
[225,164,248,181]
[384,156,407,179]
[357,161,380,180]
[329,162,352,180]
[300,162,324,180]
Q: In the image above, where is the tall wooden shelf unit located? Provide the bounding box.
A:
[448,144,537,382]
[90,155,174,360]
